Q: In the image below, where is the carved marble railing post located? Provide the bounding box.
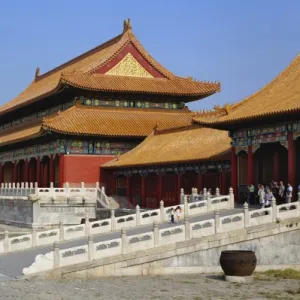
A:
[215,187,220,197]
[180,188,184,204]
[4,230,9,253]
[32,224,37,247]
[59,221,64,242]
[184,196,189,217]
[160,200,165,223]
[184,216,190,241]
[153,221,159,247]
[88,235,94,261]
[190,188,198,202]
[194,188,198,195]
[50,182,54,193]
[80,182,85,193]
[53,242,60,268]
[65,182,69,193]
[85,213,90,236]
[298,193,300,217]
[207,191,212,211]
[34,182,38,194]
[96,182,100,189]
[271,197,277,222]
[214,210,220,233]
[243,202,249,228]
[229,187,235,209]
[136,205,140,226]
[111,209,116,231]
[121,229,127,254]
[203,188,207,201]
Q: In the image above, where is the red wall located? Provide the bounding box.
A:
[63,155,115,184]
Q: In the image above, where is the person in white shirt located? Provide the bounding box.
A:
[258,185,265,208]
[264,188,274,208]
[286,183,293,203]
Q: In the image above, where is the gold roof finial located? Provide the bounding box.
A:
[35,67,40,81]
[123,18,132,33]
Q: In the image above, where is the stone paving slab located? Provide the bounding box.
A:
[0,274,300,299]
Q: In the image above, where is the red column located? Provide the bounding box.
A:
[111,174,117,195]
[197,173,203,193]
[59,154,64,188]
[12,161,17,183]
[49,155,54,185]
[40,163,44,187]
[24,159,29,183]
[36,156,41,186]
[126,176,130,208]
[273,152,279,182]
[231,147,238,200]
[288,132,295,197]
[158,174,163,203]
[221,170,227,195]
[247,145,254,185]
[177,173,182,204]
[141,175,145,208]
[28,160,35,183]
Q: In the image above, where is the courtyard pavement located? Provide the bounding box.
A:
[0,206,258,278]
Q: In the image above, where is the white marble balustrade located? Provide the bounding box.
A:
[22,196,300,275]
[1,188,234,254]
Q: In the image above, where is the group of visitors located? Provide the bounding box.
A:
[169,206,182,223]
[248,181,294,208]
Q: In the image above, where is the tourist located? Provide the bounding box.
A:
[264,185,269,194]
[277,181,285,203]
[169,208,175,224]
[175,206,182,223]
[271,181,278,197]
[263,188,274,208]
[247,183,255,204]
[286,183,293,203]
[258,185,265,208]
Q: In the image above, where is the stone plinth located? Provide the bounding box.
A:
[224,275,253,284]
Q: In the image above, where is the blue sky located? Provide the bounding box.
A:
[0,0,300,110]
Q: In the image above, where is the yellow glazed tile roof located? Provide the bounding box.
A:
[193,53,300,127]
[61,73,219,96]
[43,105,194,137]
[1,19,220,115]
[0,122,44,146]
[103,126,231,168]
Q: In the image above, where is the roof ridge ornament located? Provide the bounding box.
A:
[224,103,232,115]
[35,67,40,81]
[123,18,132,33]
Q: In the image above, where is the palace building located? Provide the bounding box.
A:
[0,19,221,190]
[194,53,300,201]
[102,125,231,208]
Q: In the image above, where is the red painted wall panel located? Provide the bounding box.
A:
[64,155,115,184]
